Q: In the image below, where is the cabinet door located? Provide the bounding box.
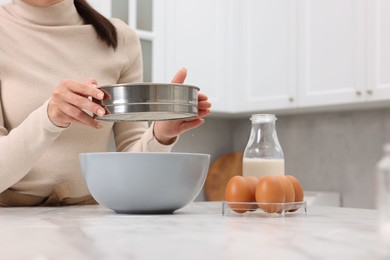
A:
[161,0,230,112]
[234,0,298,113]
[367,0,390,101]
[298,0,366,107]
[131,0,154,83]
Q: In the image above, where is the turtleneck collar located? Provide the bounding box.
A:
[8,0,83,26]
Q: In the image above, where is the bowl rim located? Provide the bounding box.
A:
[79,152,210,157]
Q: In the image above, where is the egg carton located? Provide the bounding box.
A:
[222,201,307,217]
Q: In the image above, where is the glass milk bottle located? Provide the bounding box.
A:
[243,114,285,177]
[376,144,390,246]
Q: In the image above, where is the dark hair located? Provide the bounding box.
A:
[74,0,118,49]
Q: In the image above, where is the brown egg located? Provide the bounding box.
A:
[255,176,285,213]
[276,176,295,203]
[286,175,304,201]
[244,176,260,211]
[286,175,304,212]
[225,176,253,213]
[244,176,259,197]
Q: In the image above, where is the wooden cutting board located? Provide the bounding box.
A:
[204,152,243,201]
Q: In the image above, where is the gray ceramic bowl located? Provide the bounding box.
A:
[79,152,210,214]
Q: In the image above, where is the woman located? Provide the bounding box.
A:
[0,0,211,206]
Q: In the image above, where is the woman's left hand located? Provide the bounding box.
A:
[153,68,212,145]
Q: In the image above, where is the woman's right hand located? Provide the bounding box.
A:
[47,79,105,129]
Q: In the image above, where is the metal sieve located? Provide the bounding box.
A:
[93,83,199,122]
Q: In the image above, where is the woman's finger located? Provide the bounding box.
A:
[58,90,105,117]
[49,79,105,129]
[198,100,212,109]
[54,80,105,117]
[198,109,210,118]
[171,68,187,84]
[56,100,102,129]
[198,92,208,101]
[179,118,205,133]
[61,79,104,101]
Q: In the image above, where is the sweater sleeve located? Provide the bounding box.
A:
[0,97,65,193]
[111,19,177,152]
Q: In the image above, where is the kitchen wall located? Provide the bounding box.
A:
[173,107,390,209]
[172,118,234,162]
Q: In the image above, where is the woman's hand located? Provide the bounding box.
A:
[153,68,212,145]
[47,79,105,129]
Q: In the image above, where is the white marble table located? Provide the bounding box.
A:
[0,202,388,260]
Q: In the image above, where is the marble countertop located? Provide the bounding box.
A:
[0,202,389,260]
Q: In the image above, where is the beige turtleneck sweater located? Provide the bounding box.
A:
[0,0,175,202]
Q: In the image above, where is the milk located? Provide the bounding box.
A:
[242,158,285,177]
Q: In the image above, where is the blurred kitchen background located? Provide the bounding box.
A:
[1,0,386,209]
[87,0,390,209]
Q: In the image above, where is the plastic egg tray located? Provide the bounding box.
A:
[222,201,307,217]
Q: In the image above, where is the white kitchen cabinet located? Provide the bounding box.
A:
[367,0,390,101]
[87,0,390,115]
[159,0,390,113]
[298,0,367,107]
[154,0,231,112]
[233,0,299,113]
[299,0,390,108]
[155,0,299,113]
